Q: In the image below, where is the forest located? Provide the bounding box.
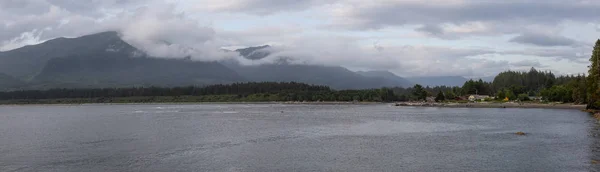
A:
[0,82,397,103]
[397,69,586,103]
[0,69,584,104]
[408,39,597,108]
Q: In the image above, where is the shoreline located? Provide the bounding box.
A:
[0,99,588,110]
[394,102,586,110]
[0,101,384,106]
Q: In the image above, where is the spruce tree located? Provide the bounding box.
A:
[435,91,445,102]
[587,39,600,109]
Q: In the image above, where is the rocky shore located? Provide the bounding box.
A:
[394,102,586,110]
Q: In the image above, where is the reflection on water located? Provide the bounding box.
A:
[0,104,598,171]
[589,115,600,171]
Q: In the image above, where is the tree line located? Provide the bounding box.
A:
[0,82,398,102]
[396,39,600,108]
[393,70,587,103]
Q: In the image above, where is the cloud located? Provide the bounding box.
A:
[324,0,600,43]
[108,4,228,60]
[217,26,305,46]
[237,36,503,77]
[509,59,545,67]
[0,0,237,61]
[0,0,597,77]
[415,24,452,39]
[500,47,590,63]
[509,33,577,47]
[191,0,336,15]
[328,0,600,30]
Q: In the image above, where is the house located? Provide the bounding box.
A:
[468,95,490,102]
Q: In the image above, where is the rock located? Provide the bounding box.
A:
[594,113,600,120]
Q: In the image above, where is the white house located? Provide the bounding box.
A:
[468,95,490,101]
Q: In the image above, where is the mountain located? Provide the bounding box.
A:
[0,31,243,89]
[407,76,469,87]
[473,76,496,82]
[228,64,407,89]
[356,70,413,87]
[0,73,26,90]
[30,52,243,89]
[235,45,271,60]
[229,46,410,89]
[0,31,140,79]
[0,32,417,90]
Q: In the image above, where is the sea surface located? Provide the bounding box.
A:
[0,104,599,172]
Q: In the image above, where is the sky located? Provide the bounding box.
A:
[1,0,599,78]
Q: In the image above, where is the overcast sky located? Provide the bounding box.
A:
[1,0,599,77]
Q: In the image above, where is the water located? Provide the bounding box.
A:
[0,104,598,171]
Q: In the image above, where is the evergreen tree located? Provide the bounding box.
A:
[496,89,506,99]
[412,84,428,101]
[445,90,456,100]
[505,89,516,100]
[588,40,600,109]
[435,91,445,102]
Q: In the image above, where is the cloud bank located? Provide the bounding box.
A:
[0,0,598,77]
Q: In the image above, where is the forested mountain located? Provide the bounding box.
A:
[30,52,243,89]
[0,33,414,90]
[235,45,271,60]
[228,64,409,89]
[406,76,469,87]
[229,45,413,89]
[0,31,595,99]
[356,70,413,87]
[0,31,241,90]
[0,31,139,79]
[0,73,26,90]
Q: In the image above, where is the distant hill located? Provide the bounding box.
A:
[0,31,139,79]
[356,70,413,88]
[31,52,243,89]
[230,46,411,89]
[235,45,271,60]
[0,73,26,90]
[406,76,469,87]
[228,64,408,90]
[0,31,242,90]
[0,32,424,91]
[473,76,496,82]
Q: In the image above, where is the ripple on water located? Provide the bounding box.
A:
[319,120,487,136]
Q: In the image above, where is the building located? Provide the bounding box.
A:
[468,95,490,102]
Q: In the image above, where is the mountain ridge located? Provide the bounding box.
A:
[1,32,419,90]
[230,45,413,89]
[0,31,140,79]
[407,76,469,87]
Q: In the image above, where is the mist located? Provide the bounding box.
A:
[0,0,591,77]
